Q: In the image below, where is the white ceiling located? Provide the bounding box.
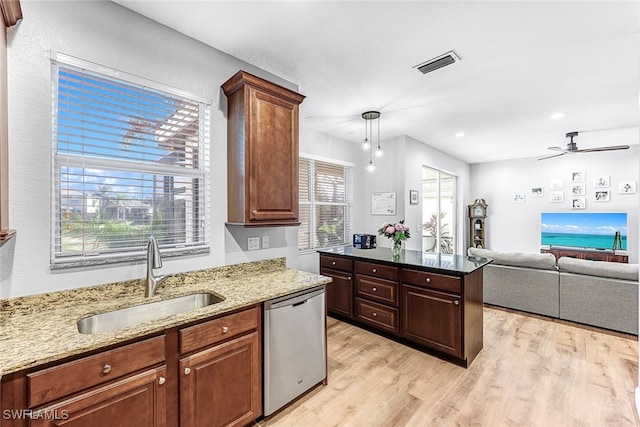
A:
[115,1,640,164]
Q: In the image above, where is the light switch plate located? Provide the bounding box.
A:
[248,237,260,251]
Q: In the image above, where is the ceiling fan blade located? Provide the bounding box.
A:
[574,145,630,153]
[547,146,567,152]
[537,152,566,161]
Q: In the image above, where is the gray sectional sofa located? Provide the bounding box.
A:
[468,247,638,335]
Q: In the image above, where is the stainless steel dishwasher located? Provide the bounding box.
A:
[263,285,327,416]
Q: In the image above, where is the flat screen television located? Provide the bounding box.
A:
[541,212,627,251]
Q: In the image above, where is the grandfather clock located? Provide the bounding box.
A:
[468,199,487,249]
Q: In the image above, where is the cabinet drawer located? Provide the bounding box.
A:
[320,255,353,272]
[402,269,461,294]
[356,275,398,307]
[27,336,165,407]
[355,261,398,281]
[180,306,259,354]
[355,298,399,335]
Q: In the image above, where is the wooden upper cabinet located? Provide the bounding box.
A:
[222,70,305,227]
[0,0,21,242]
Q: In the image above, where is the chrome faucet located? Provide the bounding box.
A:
[145,236,166,298]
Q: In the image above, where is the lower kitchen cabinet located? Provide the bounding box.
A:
[320,254,354,318]
[29,366,167,427]
[318,251,485,367]
[1,306,263,427]
[321,268,353,318]
[401,285,462,358]
[179,331,261,427]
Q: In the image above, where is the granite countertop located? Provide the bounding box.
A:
[318,246,492,276]
[0,258,331,377]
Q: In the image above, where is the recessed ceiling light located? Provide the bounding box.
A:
[455,132,465,137]
[550,112,566,120]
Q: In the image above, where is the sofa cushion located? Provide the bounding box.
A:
[468,247,557,270]
[558,256,639,281]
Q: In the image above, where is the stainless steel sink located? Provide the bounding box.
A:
[77,292,224,334]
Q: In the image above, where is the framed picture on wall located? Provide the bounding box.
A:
[619,182,637,194]
[550,191,564,203]
[530,186,543,197]
[594,190,610,202]
[550,179,563,190]
[409,190,419,205]
[571,197,586,209]
[512,193,525,203]
[571,171,585,182]
[571,183,585,196]
[593,176,610,188]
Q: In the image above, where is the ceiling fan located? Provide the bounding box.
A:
[538,131,630,160]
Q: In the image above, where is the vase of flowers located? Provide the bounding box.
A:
[377,220,411,260]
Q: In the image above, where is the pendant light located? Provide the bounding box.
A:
[361,111,381,172]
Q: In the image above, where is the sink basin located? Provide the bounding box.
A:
[77,292,224,334]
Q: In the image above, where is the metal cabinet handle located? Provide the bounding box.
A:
[347,277,352,281]
[372,312,377,317]
[222,326,229,334]
[372,268,377,273]
[372,287,377,292]
[454,300,460,306]
[332,261,336,266]
[102,364,111,374]
[426,278,431,283]
[158,376,166,385]
[184,367,191,375]
[252,210,258,215]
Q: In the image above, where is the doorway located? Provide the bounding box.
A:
[422,167,456,254]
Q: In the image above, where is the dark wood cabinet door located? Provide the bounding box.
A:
[247,88,298,223]
[321,268,353,318]
[29,367,167,427]
[223,70,305,227]
[401,285,462,358]
[179,331,261,427]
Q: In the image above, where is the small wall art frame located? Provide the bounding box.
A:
[409,190,419,205]
[618,182,637,194]
[571,197,586,209]
[530,186,543,197]
[594,190,610,202]
[513,193,525,203]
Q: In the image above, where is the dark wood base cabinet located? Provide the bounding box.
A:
[0,306,261,427]
[180,332,261,427]
[402,286,462,358]
[319,253,484,367]
[320,255,354,318]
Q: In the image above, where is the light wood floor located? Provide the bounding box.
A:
[258,306,639,427]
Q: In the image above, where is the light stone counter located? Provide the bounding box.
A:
[0,258,330,376]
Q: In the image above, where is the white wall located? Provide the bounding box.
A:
[470,146,639,261]
[298,133,473,275]
[0,1,300,298]
[297,127,363,273]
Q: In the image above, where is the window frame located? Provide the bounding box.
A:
[298,153,354,253]
[50,53,210,269]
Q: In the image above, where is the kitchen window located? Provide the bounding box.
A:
[298,155,353,252]
[51,53,210,268]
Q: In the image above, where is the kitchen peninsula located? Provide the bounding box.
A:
[318,247,492,367]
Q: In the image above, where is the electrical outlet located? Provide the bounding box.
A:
[248,237,260,251]
[262,235,269,249]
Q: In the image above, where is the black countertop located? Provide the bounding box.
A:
[318,246,492,277]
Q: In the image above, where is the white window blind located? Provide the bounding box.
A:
[299,157,353,251]
[51,54,210,268]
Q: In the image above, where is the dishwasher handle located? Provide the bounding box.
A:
[264,286,325,310]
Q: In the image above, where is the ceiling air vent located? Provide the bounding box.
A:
[414,50,460,74]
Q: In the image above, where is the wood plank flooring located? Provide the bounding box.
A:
[258,306,639,427]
